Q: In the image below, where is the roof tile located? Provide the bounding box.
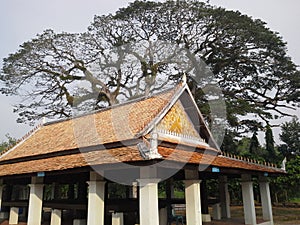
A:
[0,89,175,162]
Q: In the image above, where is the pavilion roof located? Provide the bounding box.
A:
[0,145,283,177]
[0,82,285,177]
[0,85,178,162]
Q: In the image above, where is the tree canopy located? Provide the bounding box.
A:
[1,0,299,133]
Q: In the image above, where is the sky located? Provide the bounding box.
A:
[0,0,299,143]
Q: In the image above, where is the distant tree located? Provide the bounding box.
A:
[249,131,260,156]
[234,134,266,160]
[271,118,300,203]
[0,0,298,133]
[0,134,17,153]
[271,155,300,202]
[235,137,250,156]
[265,124,276,160]
[220,130,238,154]
[278,117,300,158]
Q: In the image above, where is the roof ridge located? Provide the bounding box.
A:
[220,151,282,171]
[44,84,180,126]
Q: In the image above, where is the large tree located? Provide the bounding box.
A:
[1,0,299,132]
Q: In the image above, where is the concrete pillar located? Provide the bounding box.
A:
[112,212,124,225]
[219,176,231,218]
[212,203,221,220]
[28,179,44,225]
[259,179,273,224]
[50,209,62,225]
[87,180,106,225]
[241,175,256,225]
[129,182,138,198]
[138,178,160,225]
[184,170,202,225]
[159,207,168,225]
[184,179,202,225]
[9,207,19,224]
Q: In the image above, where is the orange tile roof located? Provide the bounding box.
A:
[0,88,176,162]
[0,146,143,176]
[0,146,284,177]
[0,83,284,177]
[158,147,284,174]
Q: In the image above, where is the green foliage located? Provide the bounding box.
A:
[279,118,300,158]
[270,119,300,203]
[236,137,251,156]
[265,125,275,156]
[272,156,300,202]
[220,130,238,154]
[0,134,17,153]
[107,183,127,199]
[0,0,298,133]
[249,131,260,155]
[158,181,166,198]
[228,178,242,205]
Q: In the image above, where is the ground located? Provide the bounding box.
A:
[217,206,300,225]
[0,206,299,225]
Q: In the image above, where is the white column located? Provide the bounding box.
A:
[259,180,273,224]
[129,182,138,198]
[9,207,19,224]
[184,180,202,225]
[27,183,44,225]
[241,175,256,225]
[138,178,160,225]
[219,176,231,218]
[87,180,106,225]
[50,209,62,225]
[112,212,124,225]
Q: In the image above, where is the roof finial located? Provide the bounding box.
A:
[281,157,287,171]
[182,73,187,84]
[42,117,47,125]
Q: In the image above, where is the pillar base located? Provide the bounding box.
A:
[212,203,221,220]
[112,212,124,225]
[51,209,62,225]
[9,207,19,225]
[73,219,87,225]
[0,212,8,219]
[202,214,211,222]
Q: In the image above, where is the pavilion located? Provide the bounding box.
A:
[0,81,284,225]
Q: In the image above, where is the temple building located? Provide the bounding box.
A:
[0,81,284,225]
